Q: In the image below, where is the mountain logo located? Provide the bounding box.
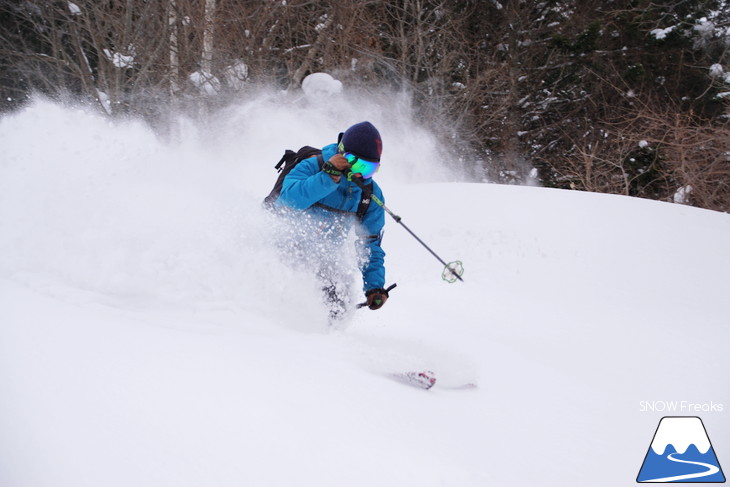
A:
[637,416,725,483]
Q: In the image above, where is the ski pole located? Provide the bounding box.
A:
[348,173,464,283]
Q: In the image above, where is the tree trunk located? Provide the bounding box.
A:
[168,0,180,95]
[202,0,216,74]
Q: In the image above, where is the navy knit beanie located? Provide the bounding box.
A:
[342,121,382,162]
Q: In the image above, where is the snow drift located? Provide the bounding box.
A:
[1,87,729,487]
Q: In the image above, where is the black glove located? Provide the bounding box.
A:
[322,154,352,181]
[322,160,343,176]
[365,288,390,310]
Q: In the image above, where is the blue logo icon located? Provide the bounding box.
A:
[637,416,725,483]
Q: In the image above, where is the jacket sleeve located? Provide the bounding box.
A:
[357,186,386,291]
[278,157,338,209]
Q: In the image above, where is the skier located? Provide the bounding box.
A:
[273,121,389,320]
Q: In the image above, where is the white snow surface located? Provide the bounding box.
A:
[301,72,343,100]
[189,71,221,96]
[103,49,135,69]
[67,2,81,15]
[1,95,729,487]
[651,26,676,40]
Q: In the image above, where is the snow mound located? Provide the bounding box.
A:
[1,97,729,487]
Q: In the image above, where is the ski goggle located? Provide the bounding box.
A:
[342,152,380,179]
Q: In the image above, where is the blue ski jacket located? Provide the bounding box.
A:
[275,143,386,292]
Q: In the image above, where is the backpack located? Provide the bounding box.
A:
[263,146,323,207]
[263,146,372,220]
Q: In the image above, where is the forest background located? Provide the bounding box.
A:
[1,0,729,211]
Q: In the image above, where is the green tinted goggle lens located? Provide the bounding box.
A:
[343,152,380,179]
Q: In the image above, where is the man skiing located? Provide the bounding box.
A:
[273,121,390,319]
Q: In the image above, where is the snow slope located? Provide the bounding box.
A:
[1,95,729,487]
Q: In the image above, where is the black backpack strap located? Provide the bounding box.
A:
[274,150,296,172]
[356,181,373,220]
[311,181,372,221]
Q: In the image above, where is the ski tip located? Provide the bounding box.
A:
[388,371,478,391]
[390,370,437,390]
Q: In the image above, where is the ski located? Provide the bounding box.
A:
[390,370,478,391]
[390,370,437,390]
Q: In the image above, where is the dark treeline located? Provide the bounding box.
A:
[1,0,729,211]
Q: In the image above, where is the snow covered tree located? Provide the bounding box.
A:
[1,0,728,210]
